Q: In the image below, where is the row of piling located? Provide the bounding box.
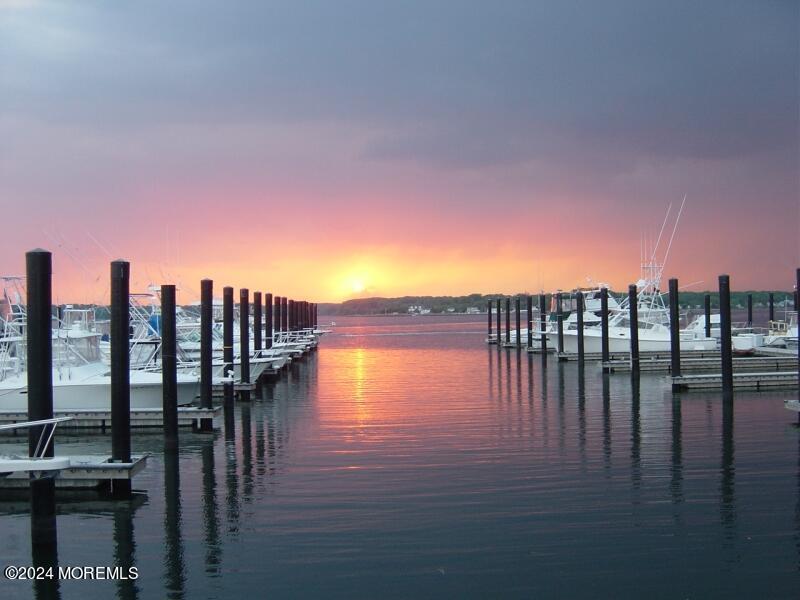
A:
[485,269,800,398]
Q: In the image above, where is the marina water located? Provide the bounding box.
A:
[1,314,799,599]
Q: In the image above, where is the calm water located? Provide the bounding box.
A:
[1,314,799,599]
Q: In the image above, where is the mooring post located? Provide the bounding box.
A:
[669,278,681,377]
[199,279,213,431]
[314,303,318,328]
[704,293,711,338]
[161,284,178,449]
[539,293,547,354]
[111,259,132,497]
[223,286,234,411]
[628,284,640,373]
[515,297,521,347]
[26,249,54,458]
[504,298,511,345]
[719,274,733,399]
[281,297,288,332]
[576,292,585,365]
[26,249,58,558]
[747,294,753,328]
[253,292,262,352]
[239,288,250,400]
[265,293,273,349]
[768,292,774,323]
[289,299,295,332]
[795,269,800,424]
[556,292,564,354]
[527,295,533,348]
[600,287,610,363]
[487,299,493,342]
[495,299,501,347]
[274,295,282,340]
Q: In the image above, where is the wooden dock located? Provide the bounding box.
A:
[671,371,798,391]
[0,407,221,430]
[0,454,148,490]
[604,355,797,374]
[558,349,722,362]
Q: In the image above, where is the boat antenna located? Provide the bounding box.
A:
[649,203,672,265]
[662,194,687,269]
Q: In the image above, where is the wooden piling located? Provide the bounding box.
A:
[26,250,58,561]
[487,299,492,341]
[515,297,521,347]
[556,292,564,353]
[747,294,753,327]
[199,279,213,431]
[111,260,132,497]
[239,288,250,401]
[161,284,178,449]
[628,284,639,373]
[704,293,711,338]
[576,292,585,365]
[505,298,511,345]
[253,291,262,351]
[495,299,501,347]
[526,295,533,348]
[539,293,547,353]
[26,249,53,458]
[719,275,733,398]
[600,287,610,363]
[223,286,234,411]
[668,278,681,379]
[769,292,774,323]
[265,293,273,349]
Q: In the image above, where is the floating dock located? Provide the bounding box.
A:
[0,454,148,491]
[604,355,797,373]
[0,407,221,430]
[671,371,798,391]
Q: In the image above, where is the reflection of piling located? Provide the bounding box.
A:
[704,294,712,338]
[719,275,733,399]
[515,297,521,347]
[556,292,564,353]
[111,260,132,498]
[161,284,178,449]
[253,291,262,351]
[163,449,185,597]
[265,293,274,349]
[539,293,547,354]
[628,284,639,373]
[199,279,214,432]
[600,287,610,363]
[223,287,234,411]
[26,249,59,598]
[112,506,138,599]
[576,292,585,365]
[239,288,250,401]
[669,278,681,378]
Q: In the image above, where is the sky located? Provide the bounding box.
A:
[1,0,798,303]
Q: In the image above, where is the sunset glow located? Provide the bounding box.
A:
[0,2,797,303]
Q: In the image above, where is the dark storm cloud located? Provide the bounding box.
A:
[2,0,796,167]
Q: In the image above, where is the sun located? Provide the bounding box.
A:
[351,278,366,294]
